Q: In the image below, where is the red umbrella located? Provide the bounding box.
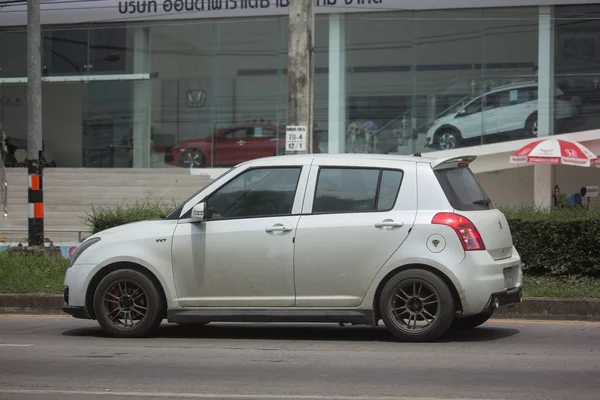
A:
[510,138,600,168]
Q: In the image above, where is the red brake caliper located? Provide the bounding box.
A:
[108,287,120,316]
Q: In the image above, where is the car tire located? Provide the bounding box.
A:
[451,309,493,330]
[434,129,461,150]
[181,149,206,168]
[524,114,538,137]
[93,269,165,338]
[379,269,455,343]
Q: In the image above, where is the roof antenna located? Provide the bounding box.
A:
[413,137,431,157]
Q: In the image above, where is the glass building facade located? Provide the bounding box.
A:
[0,3,598,168]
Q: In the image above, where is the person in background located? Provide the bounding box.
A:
[565,192,583,207]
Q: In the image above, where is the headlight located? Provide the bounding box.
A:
[69,237,101,267]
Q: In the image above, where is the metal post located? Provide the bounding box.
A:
[286,0,314,155]
[27,0,44,246]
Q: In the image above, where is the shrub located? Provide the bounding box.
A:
[82,196,177,234]
[502,205,600,277]
[0,251,69,294]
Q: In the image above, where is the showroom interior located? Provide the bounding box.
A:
[0,3,599,169]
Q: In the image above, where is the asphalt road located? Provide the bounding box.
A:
[0,316,599,400]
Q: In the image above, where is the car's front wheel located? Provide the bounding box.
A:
[379,269,455,342]
[181,149,206,168]
[93,269,165,338]
[435,129,462,150]
[524,114,538,137]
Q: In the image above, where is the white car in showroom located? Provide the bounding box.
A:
[63,153,523,342]
[425,81,581,150]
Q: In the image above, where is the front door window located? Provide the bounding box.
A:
[206,167,302,220]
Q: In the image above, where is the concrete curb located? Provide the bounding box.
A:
[0,294,64,315]
[1,294,600,320]
[495,297,600,321]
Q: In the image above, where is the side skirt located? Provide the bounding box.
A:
[167,308,378,326]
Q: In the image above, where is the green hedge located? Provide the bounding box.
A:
[81,197,600,278]
[82,196,177,234]
[503,206,600,277]
[0,251,69,293]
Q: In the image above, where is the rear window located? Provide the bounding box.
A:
[434,166,494,211]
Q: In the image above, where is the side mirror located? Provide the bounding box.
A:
[191,202,208,223]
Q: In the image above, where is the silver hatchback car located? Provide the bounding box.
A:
[63,153,523,342]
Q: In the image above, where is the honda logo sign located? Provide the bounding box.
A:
[186,90,206,108]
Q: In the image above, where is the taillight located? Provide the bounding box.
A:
[555,94,572,101]
[431,212,486,251]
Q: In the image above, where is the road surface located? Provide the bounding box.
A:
[0,316,599,400]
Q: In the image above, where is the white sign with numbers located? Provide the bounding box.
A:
[285,125,307,152]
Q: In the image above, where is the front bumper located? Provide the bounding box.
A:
[63,262,98,319]
[164,151,177,164]
[62,305,90,319]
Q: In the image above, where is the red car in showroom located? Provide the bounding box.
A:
[164,123,321,168]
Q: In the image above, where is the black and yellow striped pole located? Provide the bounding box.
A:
[28,155,44,246]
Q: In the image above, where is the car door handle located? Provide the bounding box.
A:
[237,140,246,146]
[374,219,404,228]
[265,223,293,233]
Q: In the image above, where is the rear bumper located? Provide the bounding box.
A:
[485,287,523,310]
[451,248,523,315]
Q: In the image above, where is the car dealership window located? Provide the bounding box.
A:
[206,167,302,220]
[2,6,574,168]
[345,8,539,155]
[554,5,600,136]
[313,168,403,214]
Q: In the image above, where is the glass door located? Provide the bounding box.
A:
[83,81,135,168]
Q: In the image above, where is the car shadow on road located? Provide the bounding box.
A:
[63,322,519,343]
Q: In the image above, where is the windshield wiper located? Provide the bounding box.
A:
[472,198,492,206]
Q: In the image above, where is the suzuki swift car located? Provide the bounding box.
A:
[63,153,523,342]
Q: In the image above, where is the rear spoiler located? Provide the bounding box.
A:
[430,155,477,170]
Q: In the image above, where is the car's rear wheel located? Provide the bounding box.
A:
[379,269,455,342]
[435,129,461,150]
[451,309,494,330]
[181,149,206,168]
[93,269,165,338]
[525,114,538,137]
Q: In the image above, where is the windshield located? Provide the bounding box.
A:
[164,167,235,220]
[436,95,471,119]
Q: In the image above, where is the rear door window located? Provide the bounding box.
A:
[434,166,494,211]
[313,167,404,213]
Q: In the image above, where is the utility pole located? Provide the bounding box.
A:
[285,0,314,155]
[27,0,44,247]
